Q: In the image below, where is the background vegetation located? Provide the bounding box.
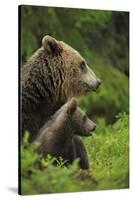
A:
[20,5,129,195]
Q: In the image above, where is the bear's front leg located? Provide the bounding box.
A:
[73,136,89,169]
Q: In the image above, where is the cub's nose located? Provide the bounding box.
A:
[91,124,96,132]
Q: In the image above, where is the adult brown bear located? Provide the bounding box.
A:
[21,35,100,141]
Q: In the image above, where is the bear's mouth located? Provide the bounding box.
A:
[88,131,94,136]
[87,86,98,92]
[84,85,96,93]
[77,131,94,137]
[82,131,94,137]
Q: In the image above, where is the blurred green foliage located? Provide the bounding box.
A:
[20,113,129,194]
[20,5,129,123]
[79,59,129,123]
[20,5,129,194]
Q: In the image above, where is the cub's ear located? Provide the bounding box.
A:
[67,98,77,115]
[42,35,61,55]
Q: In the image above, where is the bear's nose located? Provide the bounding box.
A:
[95,79,101,90]
[97,78,101,85]
[91,124,96,132]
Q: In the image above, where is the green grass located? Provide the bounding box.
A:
[84,112,129,190]
[20,113,129,195]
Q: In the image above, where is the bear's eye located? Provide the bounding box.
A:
[80,61,86,72]
[83,115,87,122]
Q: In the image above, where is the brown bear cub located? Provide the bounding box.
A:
[36,98,96,169]
[21,35,100,141]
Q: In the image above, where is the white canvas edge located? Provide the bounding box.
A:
[0,0,132,200]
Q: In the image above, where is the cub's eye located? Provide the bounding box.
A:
[83,115,87,122]
[80,61,86,72]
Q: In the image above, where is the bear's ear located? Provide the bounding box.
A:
[67,98,77,115]
[42,35,61,55]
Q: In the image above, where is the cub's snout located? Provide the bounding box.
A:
[90,124,96,132]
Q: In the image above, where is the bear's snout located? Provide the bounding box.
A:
[87,124,96,136]
[90,79,101,91]
[95,79,101,90]
[90,124,96,132]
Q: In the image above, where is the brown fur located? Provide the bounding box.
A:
[36,98,96,169]
[21,35,100,141]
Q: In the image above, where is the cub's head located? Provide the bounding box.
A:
[66,98,96,136]
[42,35,101,99]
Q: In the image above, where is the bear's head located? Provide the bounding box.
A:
[42,35,101,99]
[66,98,96,136]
